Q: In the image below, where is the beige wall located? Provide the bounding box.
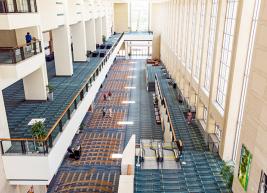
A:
[151,0,265,166]
[0,30,17,47]
[114,3,129,33]
[232,0,267,192]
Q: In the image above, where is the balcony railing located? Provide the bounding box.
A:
[0,33,124,155]
[0,40,42,64]
[0,0,37,13]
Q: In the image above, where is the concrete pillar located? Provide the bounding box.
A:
[95,17,103,44]
[71,21,87,62]
[23,66,47,101]
[85,19,97,52]
[52,25,73,76]
[102,16,107,38]
[0,91,11,151]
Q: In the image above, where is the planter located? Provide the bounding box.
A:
[48,92,54,101]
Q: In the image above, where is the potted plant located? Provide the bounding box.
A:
[47,84,54,101]
[221,161,234,189]
[31,121,47,152]
[102,35,106,43]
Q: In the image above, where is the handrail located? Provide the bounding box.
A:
[0,0,38,13]
[155,73,177,141]
[0,40,41,50]
[0,40,42,64]
[0,33,124,154]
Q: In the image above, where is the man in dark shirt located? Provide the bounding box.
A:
[25,32,32,52]
[25,32,32,44]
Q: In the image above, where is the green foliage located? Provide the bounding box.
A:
[47,84,54,93]
[221,161,234,189]
[238,145,252,191]
[31,121,47,140]
[80,123,85,130]
[102,35,106,43]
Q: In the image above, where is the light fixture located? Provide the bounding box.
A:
[124,86,136,89]
[117,121,134,125]
[122,101,136,104]
[111,153,123,159]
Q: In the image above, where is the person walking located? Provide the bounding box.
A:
[103,93,107,101]
[109,107,112,118]
[187,110,192,124]
[102,107,106,118]
[107,91,112,100]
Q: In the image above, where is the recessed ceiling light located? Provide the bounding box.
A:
[117,121,134,125]
[124,86,136,89]
[127,76,136,79]
[122,101,136,104]
[111,153,123,159]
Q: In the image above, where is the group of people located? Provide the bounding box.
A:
[102,91,113,118]
[103,91,112,101]
[102,107,113,118]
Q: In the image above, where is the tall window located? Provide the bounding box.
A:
[233,0,261,162]
[216,0,239,109]
[203,0,219,92]
[194,0,206,80]
[178,0,184,59]
[182,1,190,65]
[187,0,198,72]
[130,0,150,31]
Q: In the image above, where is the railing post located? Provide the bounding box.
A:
[44,141,48,154]
[39,41,42,52]
[86,83,89,92]
[21,141,26,154]
[11,49,16,63]
[67,109,71,119]
[0,141,4,155]
[74,99,77,109]
[33,0,37,12]
[33,42,37,55]
[59,120,63,132]
[80,90,84,100]
[49,136,53,148]
[20,47,25,60]
[27,0,31,12]
[12,0,18,12]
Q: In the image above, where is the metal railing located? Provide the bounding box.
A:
[0,40,42,64]
[0,0,37,13]
[0,33,124,155]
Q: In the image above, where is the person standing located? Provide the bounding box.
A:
[103,93,107,101]
[187,110,192,124]
[102,107,106,118]
[25,32,32,52]
[107,91,112,100]
[109,107,112,118]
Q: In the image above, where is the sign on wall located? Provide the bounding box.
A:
[238,145,253,191]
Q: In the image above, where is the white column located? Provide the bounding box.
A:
[71,21,87,62]
[102,16,107,38]
[95,17,103,44]
[0,91,11,151]
[23,66,47,101]
[52,25,73,76]
[85,19,97,52]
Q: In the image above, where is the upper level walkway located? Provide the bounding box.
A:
[1,33,123,154]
